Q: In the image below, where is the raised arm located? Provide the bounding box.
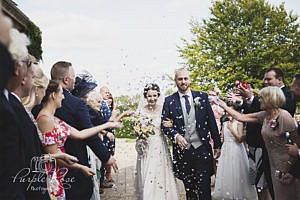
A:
[214,98,265,123]
[69,121,123,140]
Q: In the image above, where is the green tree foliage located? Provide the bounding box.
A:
[115,94,140,138]
[26,21,43,61]
[179,0,300,92]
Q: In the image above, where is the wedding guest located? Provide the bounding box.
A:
[236,67,296,199]
[36,80,122,199]
[103,92,116,184]
[71,72,101,199]
[98,86,133,189]
[0,24,77,200]
[43,61,117,200]
[212,107,257,200]
[0,29,25,199]
[22,59,49,111]
[287,73,300,179]
[99,86,116,188]
[6,28,52,200]
[214,86,300,200]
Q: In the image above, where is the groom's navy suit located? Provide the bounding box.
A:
[162,91,221,200]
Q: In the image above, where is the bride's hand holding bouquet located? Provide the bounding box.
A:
[129,113,156,155]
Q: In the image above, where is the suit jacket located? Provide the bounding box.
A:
[161,91,222,177]
[289,124,300,179]
[0,92,26,200]
[53,89,110,199]
[9,93,50,200]
[281,86,296,116]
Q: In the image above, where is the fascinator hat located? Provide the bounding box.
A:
[71,71,97,98]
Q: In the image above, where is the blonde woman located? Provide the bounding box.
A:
[22,58,49,110]
[213,86,300,200]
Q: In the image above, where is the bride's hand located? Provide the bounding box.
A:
[162,118,173,128]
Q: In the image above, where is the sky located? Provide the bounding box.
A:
[14,0,300,96]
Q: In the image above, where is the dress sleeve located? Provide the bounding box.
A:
[42,127,58,146]
[278,110,297,134]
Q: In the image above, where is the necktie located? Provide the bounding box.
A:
[183,95,191,114]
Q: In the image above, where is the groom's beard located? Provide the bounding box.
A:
[177,83,189,93]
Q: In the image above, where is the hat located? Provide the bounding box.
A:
[71,72,97,98]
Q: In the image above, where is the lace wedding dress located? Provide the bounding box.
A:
[135,105,179,200]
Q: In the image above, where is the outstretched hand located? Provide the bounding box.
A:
[53,152,79,165]
[211,97,226,109]
[106,121,123,129]
[80,165,96,177]
[112,110,135,122]
[238,84,253,99]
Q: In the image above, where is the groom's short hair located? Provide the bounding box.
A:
[174,68,189,79]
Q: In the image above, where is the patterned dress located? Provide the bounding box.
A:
[40,116,71,199]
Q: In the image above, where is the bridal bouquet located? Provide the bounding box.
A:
[130,114,155,155]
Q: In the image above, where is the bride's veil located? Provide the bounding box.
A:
[136,83,165,115]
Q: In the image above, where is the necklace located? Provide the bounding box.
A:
[265,109,280,130]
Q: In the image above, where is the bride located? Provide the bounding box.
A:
[135,83,179,200]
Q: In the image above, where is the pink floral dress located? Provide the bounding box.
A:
[39,116,71,199]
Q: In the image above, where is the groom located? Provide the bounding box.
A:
[161,68,221,200]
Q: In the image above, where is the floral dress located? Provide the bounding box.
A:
[40,116,71,199]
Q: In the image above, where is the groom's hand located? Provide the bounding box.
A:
[175,134,188,150]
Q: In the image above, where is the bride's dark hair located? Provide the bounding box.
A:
[143,83,160,98]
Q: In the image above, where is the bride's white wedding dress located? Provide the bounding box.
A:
[135,105,179,200]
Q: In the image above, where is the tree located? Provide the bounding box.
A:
[26,21,43,61]
[179,0,300,92]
